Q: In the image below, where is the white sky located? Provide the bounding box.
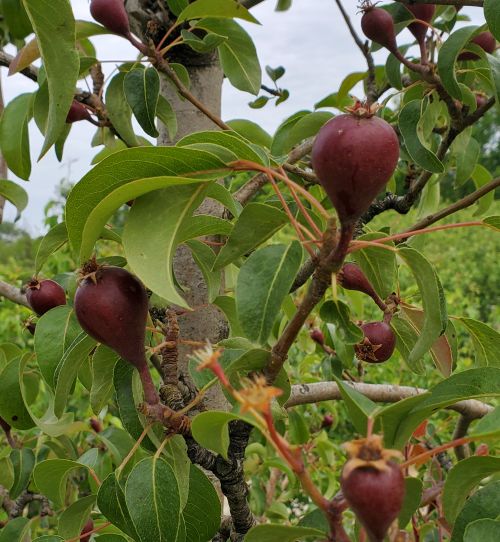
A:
[2,0,483,232]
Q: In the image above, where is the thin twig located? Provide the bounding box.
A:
[0,280,29,308]
[404,177,500,232]
[334,0,377,103]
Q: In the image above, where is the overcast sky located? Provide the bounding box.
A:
[2,0,483,232]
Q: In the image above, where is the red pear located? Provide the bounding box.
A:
[312,104,399,225]
[26,279,66,316]
[361,5,398,54]
[355,321,396,363]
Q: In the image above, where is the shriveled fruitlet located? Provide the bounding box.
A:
[80,518,94,542]
[74,262,158,404]
[312,102,399,225]
[341,435,405,542]
[310,328,325,345]
[90,0,130,37]
[90,417,103,433]
[458,31,496,61]
[355,321,395,363]
[337,263,386,311]
[361,4,398,54]
[406,4,435,45]
[26,278,66,316]
[66,100,91,124]
[321,414,334,429]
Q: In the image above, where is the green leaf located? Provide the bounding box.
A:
[206,182,242,217]
[332,376,378,435]
[0,180,28,220]
[283,111,333,154]
[66,146,226,260]
[2,0,32,39]
[486,52,500,112]
[98,473,139,539]
[33,458,86,507]
[177,130,265,164]
[227,119,272,148]
[196,18,261,95]
[124,68,160,138]
[91,345,119,415]
[0,457,14,491]
[399,101,444,173]
[464,519,500,542]
[22,0,80,158]
[484,0,500,40]
[123,183,210,308]
[177,0,259,24]
[183,465,221,542]
[166,0,189,16]
[213,203,288,270]
[265,65,285,82]
[0,93,32,180]
[54,333,97,417]
[443,456,500,523]
[337,71,366,104]
[213,296,244,337]
[390,315,426,374]
[157,96,177,141]
[113,362,158,452]
[125,457,181,542]
[320,300,363,345]
[191,411,241,459]
[352,233,397,299]
[0,355,35,430]
[35,222,68,274]
[470,407,500,439]
[275,0,292,11]
[399,477,423,528]
[458,318,500,367]
[9,448,35,499]
[0,517,30,542]
[186,240,221,302]
[398,247,448,365]
[34,306,83,388]
[381,368,500,449]
[244,524,326,542]
[483,216,500,231]
[236,242,302,345]
[471,164,494,217]
[105,73,140,147]
[451,481,500,542]
[401,304,453,376]
[438,26,479,100]
[58,495,96,539]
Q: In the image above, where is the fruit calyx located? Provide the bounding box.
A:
[355,321,396,363]
[345,99,381,118]
[25,278,67,316]
[342,434,402,478]
[341,435,405,542]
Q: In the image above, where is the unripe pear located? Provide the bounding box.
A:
[66,100,91,124]
[355,321,396,363]
[337,263,386,311]
[90,0,130,37]
[361,5,398,54]
[74,263,158,404]
[458,31,496,61]
[26,279,66,316]
[406,4,435,45]
[312,103,399,225]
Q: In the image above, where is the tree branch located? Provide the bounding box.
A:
[404,177,500,233]
[0,50,39,82]
[234,138,315,205]
[286,381,494,419]
[0,280,29,308]
[334,0,377,103]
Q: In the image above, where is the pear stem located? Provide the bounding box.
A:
[137,360,160,405]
